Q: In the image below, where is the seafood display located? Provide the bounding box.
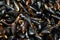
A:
[0,0,60,40]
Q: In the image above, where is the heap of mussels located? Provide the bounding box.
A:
[0,0,60,40]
